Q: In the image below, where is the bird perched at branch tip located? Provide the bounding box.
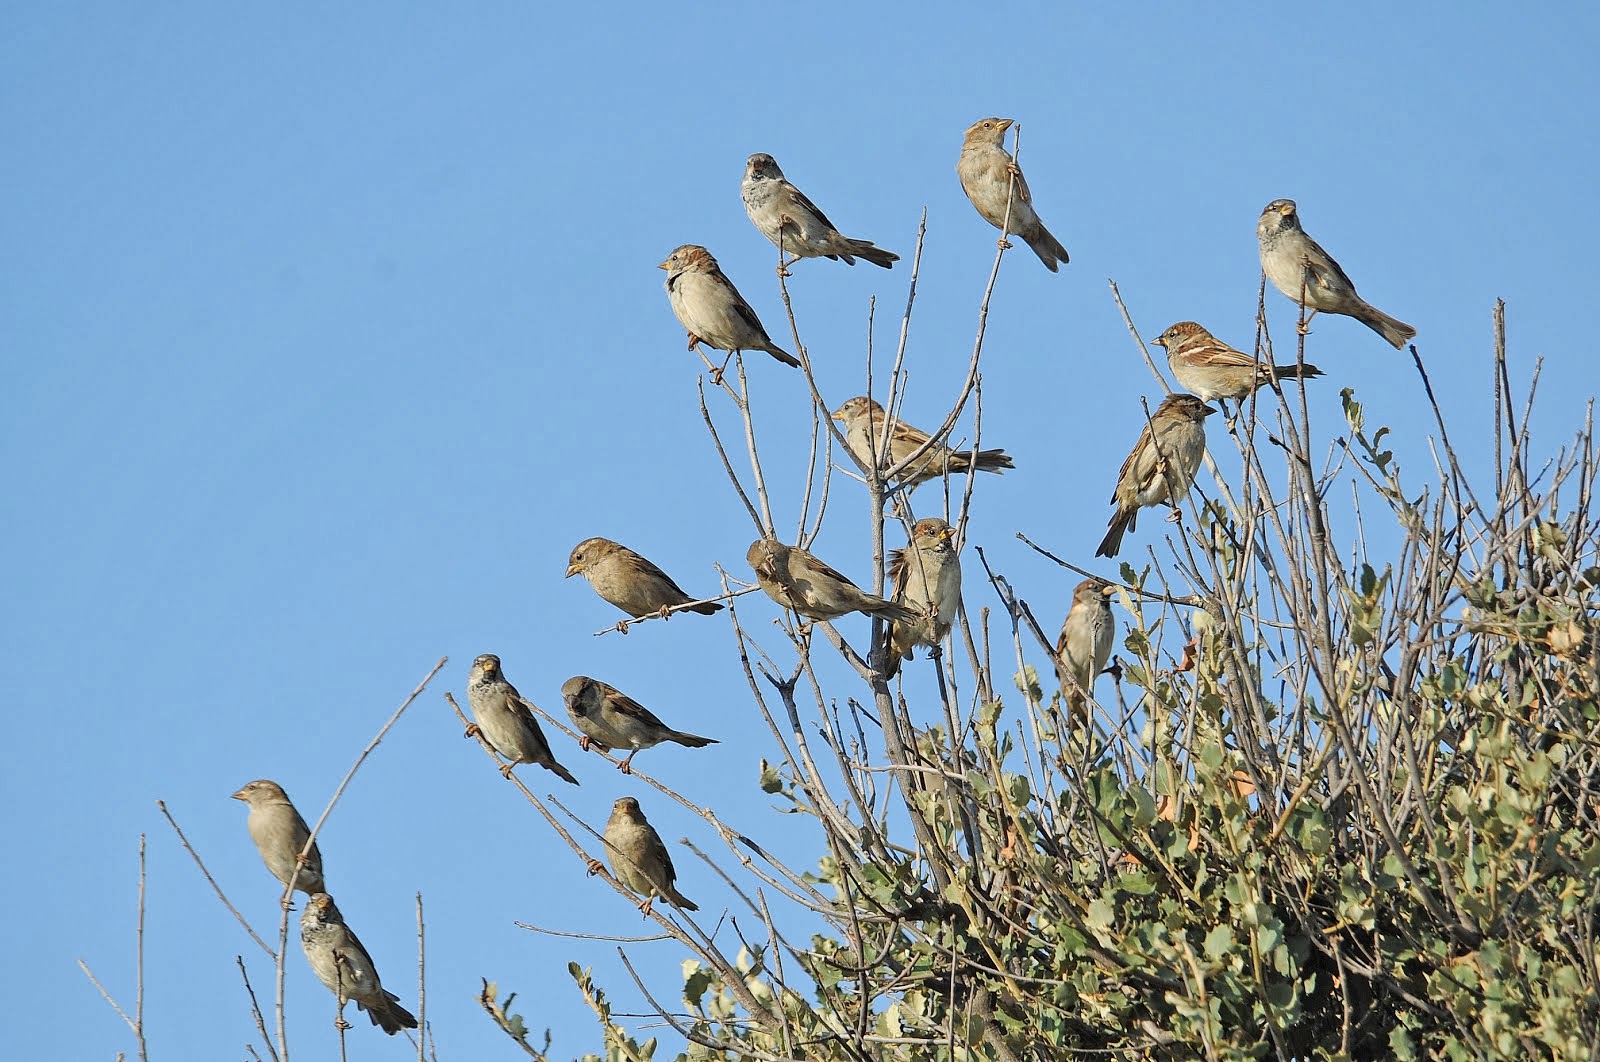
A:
[957,117,1069,271]
[1256,199,1415,349]
[299,892,418,1035]
[742,153,898,272]
[566,537,723,619]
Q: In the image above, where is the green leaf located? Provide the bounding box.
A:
[1203,923,1234,960]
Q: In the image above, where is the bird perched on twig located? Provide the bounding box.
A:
[598,797,697,916]
[1256,199,1415,348]
[465,654,579,785]
[232,779,325,897]
[1153,321,1323,408]
[741,153,898,272]
[561,675,717,773]
[565,536,723,620]
[747,538,917,623]
[1096,394,1215,558]
[956,117,1069,271]
[1055,578,1117,713]
[832,396,1013,491]
[660,244,799,370]
[884,518,963,678]
[299,892,418,1036]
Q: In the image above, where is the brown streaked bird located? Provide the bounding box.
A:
[565,536,723,619]
[832,395,1013,490]
[1055,578,1117,713]
[659,243,799,369]
[232,779,325,897]
[956,117,1069,271]
[747,538,917,623]
[464,654,579,785]
[1153,321,1323,406]
[561,675,717,773]
[884,518,963,678]
[741,153,898,271]
[299,892,418,1036]
[601,797,697,915]
[1257,198,1415,348]
[1096,394,1215,558]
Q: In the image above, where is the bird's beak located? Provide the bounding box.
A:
[1100,583,1117,597]
[830,410,845,422]
[940,526,958,541]
[1278,202,1295,216]
[657,260,670,271]
[564,563,580,578]
[1202,405,1218,417]
[997,118,1014,130]
[230,788,248,801]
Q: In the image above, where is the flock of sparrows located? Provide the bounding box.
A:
[229,117,1415,1037]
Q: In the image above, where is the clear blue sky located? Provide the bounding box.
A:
[5,3,1595,1057]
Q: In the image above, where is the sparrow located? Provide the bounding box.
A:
[832,396,1013,489]
[659,244,800,369]
[1096,394,1215,558]
[1152,321,1323,406]
[465,654,579,785]
[956,117,1069,271]
[1055,578,1117,713]
[600,796,697,915]
[232,779,325,897]
[1256,199,1415,349]
[299,892,418,1036]
[884,518,963,678]
[565,536,723,619]
[561,675,717,773]
[741,153,898,271]
[747,538,917,623]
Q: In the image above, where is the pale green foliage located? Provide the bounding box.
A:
[502,322,1598,1059]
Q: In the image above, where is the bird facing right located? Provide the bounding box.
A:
[565,536,723,619]
[602,796,698,915]
[299,892,418,1036]
[659,244,799,369]
[741,153,898,270]
[956,117,1070,271]
[1055,578,1117,713]
[1096,394,1215,558]
[747,538,917,623]
[832,396,1014,490]
[560,674,718,773]
[1256,199,1415,349]
[232,779,325,896]
[1153,321,1324,405]
[884,517,963,677]
[465,654,580,785]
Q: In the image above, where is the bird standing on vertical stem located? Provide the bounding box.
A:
[884,517,963,678]
[957,117,1070,271]
[1055,578,1117,714]
[1256,198,1415,348]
